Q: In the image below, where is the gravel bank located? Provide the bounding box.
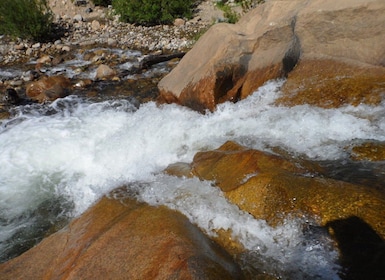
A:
[0,0,225,66]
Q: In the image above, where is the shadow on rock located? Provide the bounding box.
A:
[326,216,385,280]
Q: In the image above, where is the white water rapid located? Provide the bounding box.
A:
[1,80,385,278]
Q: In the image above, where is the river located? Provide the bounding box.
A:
[1,78,385,278]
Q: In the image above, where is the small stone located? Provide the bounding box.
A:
[61,45,71,52]
[37,55,52,65]
[73,14,83,22]
[9,80,23,86]
[14,43,26,51]
[95,64,116,80]
[91,20,101,30]
[21,70,39,82]
[74,0,87,6]
[26,76,72,102]
[79,39,96,46]
[74,79,92,88]
[107,38,117,46]
[32,43,41,49]
[174,18,185,26]
[26,48,33,56]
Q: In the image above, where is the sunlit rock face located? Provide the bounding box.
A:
[26,75,72,102]
[158,0,385,112]
[349,141,385,161]
[278,60,385,108]
[191,141,308,192]
[189,142,385,238]
[0,194,243,280]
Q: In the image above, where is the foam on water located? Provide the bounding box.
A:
[1,79,384,276]
[128,175,340,278]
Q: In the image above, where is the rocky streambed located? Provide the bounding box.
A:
[1,0,385,279]
[0,0,220,118]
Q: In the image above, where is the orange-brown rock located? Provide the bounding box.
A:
[349,141,385,161]
[26,75,72,102]
[95,64,117,80]
[190,142,385,238]
[191,141,309,192]
[158,0,385,112]
[0,194,243,280]
[277,60,385,108]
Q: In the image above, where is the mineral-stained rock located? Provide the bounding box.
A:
[0,193,243,280]
[190,142,385,239]
[26,75,72,102]
[349,141,385,161]
[191,141,308,192]
[277,59,385,108]
[158,0,385,112]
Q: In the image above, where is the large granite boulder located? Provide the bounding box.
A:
[188,142,385,237]
[0,193,243,279]
[158,0,385,112]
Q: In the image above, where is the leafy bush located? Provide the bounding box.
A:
[216,1,240,24]
[112,0,193,26]
[0,0,53,41]
[92,0,112,7]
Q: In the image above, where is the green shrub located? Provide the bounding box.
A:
[216,1,240,24]
[0,0,53,41]
[92,0,112,7]
[112,0,193,26]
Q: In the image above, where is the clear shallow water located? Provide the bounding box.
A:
[1,80,385,277]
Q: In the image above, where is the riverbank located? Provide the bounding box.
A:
[0,0,225,66]
[0,0,231,116]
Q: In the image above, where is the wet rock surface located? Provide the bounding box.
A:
[188,142,385,233]
[167,141,385,278]
[0,194,243,279]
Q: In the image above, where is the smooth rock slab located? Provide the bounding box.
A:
[0,193,243,280]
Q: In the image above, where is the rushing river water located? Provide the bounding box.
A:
[1,80,385,278]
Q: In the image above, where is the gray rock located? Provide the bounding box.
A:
[73,14,83,23]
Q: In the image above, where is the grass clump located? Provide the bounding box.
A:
[112,0,193,26]
[0,0,54,41]
[216,1,239,24]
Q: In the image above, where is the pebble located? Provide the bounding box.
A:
[26,48,33,56]
[73,14,83,22]
[91,20,101,30]
[62,45,71,52]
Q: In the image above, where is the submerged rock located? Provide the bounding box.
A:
[0,193,243,279]
[158,0,385,112]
